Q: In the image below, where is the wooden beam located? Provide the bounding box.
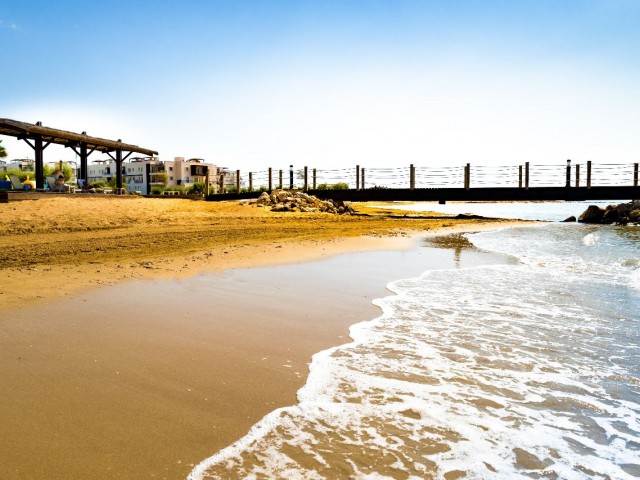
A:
[34,135,44,189]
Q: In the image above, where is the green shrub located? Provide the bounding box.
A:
[106,177,127,190]
[331,182,349,190]
[187,182,205,195]
[151,187,163,194]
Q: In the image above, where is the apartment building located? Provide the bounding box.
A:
[88,156,227,194]
[1,158,35,172]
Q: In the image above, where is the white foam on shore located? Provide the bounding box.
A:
[189,224,640,479]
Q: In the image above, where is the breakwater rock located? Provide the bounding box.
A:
[255,189,355,214]
[578,200,640,225]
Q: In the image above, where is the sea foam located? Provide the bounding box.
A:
[190,224,640,479]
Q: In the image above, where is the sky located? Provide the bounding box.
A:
[1,0,639,171]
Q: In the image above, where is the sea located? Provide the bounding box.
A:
[189,201,640,480]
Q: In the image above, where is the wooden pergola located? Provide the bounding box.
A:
[0,118,158,191]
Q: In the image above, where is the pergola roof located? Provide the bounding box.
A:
[0,118,157,156]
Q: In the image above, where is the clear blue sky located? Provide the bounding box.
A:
[1,0,639,170]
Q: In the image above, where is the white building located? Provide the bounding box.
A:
[1,158,35,172]
[87,156,225,194]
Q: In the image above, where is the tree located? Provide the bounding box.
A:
[187,182,205,195]
[155,172,168,187]
[0,139,7,159]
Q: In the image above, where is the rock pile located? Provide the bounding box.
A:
[255,189,355,214]
[577,200,640,225]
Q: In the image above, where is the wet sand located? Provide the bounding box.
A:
[0,196,508,310]
[0,196,524,479]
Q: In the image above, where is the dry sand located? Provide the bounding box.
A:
[0,196,514,311]
[0,195,524,479]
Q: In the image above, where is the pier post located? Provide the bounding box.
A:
[525,162,530,190]
[464,163,470,190]
[205,169,210,196]
[587,161,592,189]
[248,172,253,192]
[362,168,366,189]
[634,163,639,187]
[279,170,283,189]
[289,165,294,190]
[410,164,415,190]
[313,168,317,189]
[268,167,272,191]
[219,173,224,193]
[565,159,571,187]
[356,165,360,191]
[575,164,580,188]
[304,166,308,192]
[519,165,523,188]
[236,169,241,193]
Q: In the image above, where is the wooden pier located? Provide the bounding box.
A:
[209,161,640,203]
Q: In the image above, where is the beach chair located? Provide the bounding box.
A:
[9,174,24,190]
[47,176,63,192]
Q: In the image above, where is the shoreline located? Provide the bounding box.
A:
[187,225,524,479]
[0,196,525,311]
[0,197,529,479]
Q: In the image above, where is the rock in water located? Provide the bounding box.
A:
[578,205,605,223]
[578,201,640,225]
[562,216,576,222]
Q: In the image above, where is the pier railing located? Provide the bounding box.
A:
[222,161,639,194]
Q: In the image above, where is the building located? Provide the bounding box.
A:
[87,156,224,194]
[1,158,35,172]
[217,167,239,192]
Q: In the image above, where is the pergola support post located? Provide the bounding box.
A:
[80,143,88,182]
[115,148,123,193]
[34,135,44,189]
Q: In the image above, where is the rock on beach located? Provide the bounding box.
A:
[578,200,640,225]
[255,189,355,215]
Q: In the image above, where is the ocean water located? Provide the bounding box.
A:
[384,200,618,222]
[189,205,640,479]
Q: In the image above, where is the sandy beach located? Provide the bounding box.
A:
[0,196,522,479]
